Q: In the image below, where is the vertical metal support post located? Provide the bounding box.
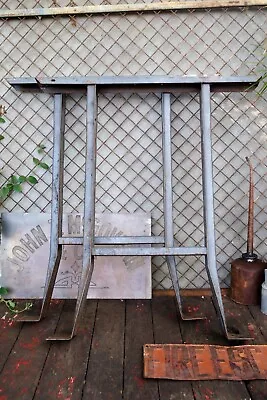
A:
[47,85,98,340]
[162,93,202,321]
[18,93,65,322]
[200,84,249,339]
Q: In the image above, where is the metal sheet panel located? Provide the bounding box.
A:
[144,344,267,380]
[0,213,151,299]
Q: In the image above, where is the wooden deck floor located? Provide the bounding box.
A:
[1,295,267,400]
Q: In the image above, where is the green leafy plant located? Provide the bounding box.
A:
[0,111,49,202]
[0,174,38,201]
[32,142,50,171]
[0,287,32,314]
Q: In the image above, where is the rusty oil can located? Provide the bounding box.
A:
[230,157,267,305]
[231,255,266,305]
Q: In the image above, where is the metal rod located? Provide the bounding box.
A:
[162,93,174,248]
[161,93,203,320]
[47,85,98,340]
[93,246,207,256]
[246,157,254,255]
[8,75,258,87]
[200,84,230,335]
[18,94,65,322]
[39,94,65,317]
[59,236,165,245]
[1,0,266,19]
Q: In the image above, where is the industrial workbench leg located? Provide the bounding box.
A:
[18,94,65,322]
[162,93,203,321]
[200,84,250,340]
[47,85,97,340]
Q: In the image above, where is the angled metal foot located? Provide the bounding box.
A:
[166,256,205,321]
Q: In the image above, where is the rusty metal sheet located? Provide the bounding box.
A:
[143,344,267,380]
[0,213,151,299]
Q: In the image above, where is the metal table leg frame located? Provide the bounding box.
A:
[200,84,251,340]
[162,93,204,321]
[18,94,66,322]
[47,85,98,340]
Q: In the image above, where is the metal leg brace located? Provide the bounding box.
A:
[162,93,204,321]
[18,93,65,323]
[200,84,250,340]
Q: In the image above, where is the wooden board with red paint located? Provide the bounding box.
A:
[0,302,23,372]
[151,296,195,399]
[0,300,63,400]
[178,296,251,400]
[34,299,97,400]
[144,343,267,380]
[82,299,125,400]
[124,299,159,400]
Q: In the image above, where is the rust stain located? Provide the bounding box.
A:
[247,323,256,338]
[15,359,31,371]
[56,376,76,399]
[144,344,267,380]
[20,336,40,350]
[187,305,200,313]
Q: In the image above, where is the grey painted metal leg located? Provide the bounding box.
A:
[47,85,97,340]
[18,94,65,322]
[162,93,203,321]
[200,84,250,340]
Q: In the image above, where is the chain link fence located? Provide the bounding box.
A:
[0,2,267,289]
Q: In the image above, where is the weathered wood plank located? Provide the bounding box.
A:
[151,296,195,399]
[223,297,267,400]
[1,0,266,19]
[0,302,24,372]
[82,300,125,400]
[124,299,159,400]
[179,296,251,400]
[248,304,267,341]
[34,299,97,400]
[0,300,63,400]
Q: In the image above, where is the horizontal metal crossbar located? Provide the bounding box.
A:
[8,75,259,94]
[59,236,165,245]
[92,247,207,256]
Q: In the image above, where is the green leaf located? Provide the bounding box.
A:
[33,157,41,166]
[0,287,8,295]
[0,186,11,198]
[0,135,4,141]
[27,176,38,184]
[40,162,49,170]
[13,184,22,193]
[10,175,18,185]
[6,300,16,309]
[18,175,27,183]
[37,144,46,154]
[0,117,5,123]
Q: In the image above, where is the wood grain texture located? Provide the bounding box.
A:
[151,296,195,399]
[34,299,97,400]
[124,299,159,400]
[223,297,267,400]
[82,300,125,400]
[179,296,251,400]
[0,300,63,400]
[1,0,266,19]
[0,302,23,372]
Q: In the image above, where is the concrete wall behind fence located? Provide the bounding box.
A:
[0,2,267,289]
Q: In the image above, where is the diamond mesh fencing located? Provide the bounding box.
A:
[0,4,267,289]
